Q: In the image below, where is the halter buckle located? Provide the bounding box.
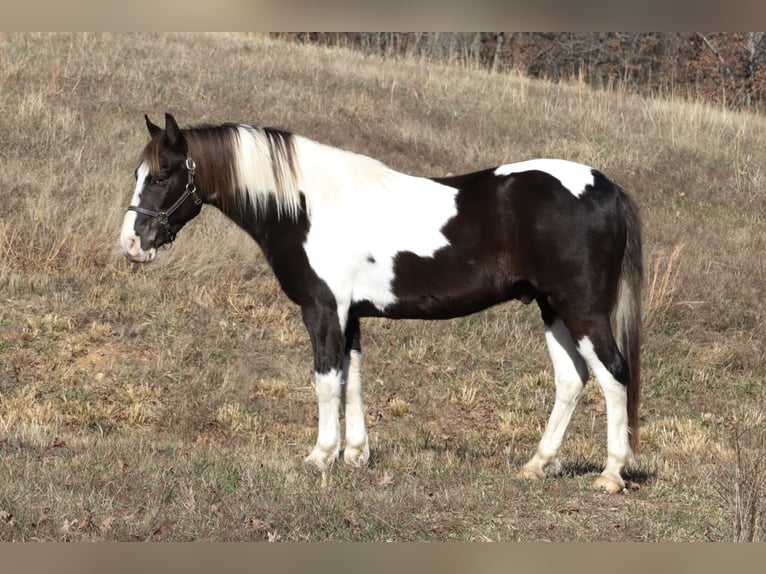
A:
[186,182,202,206]
[185,156,202,205]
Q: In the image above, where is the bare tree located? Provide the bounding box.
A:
[270,32,766,109]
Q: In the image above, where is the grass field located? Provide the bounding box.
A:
[0,32,764,541]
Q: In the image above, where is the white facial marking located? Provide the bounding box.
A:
[494,159,595,198]
[119,162,157,263]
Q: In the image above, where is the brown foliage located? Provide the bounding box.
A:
[275,32,766,110]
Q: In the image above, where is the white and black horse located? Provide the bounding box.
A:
[120,113,642,493]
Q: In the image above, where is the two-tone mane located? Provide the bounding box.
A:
[121,113,643,494]
[141,123,296,217]
[141,122,394,222]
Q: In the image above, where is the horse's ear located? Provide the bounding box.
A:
[164,113,184,149]
[145,115,162,137]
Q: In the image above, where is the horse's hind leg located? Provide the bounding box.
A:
[341,316,370,467]
[520,310,588,480]
[575,321,631,493]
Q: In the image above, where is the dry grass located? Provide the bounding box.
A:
[0,32,765,541]
[645,243,686,329]
[722,407,766,542]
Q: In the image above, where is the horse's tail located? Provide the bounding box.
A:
[614,188,643,452]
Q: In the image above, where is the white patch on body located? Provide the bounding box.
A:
[293,137,459,328]
[119,162,157,263]
[494,159,595,198]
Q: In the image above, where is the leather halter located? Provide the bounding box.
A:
[128,156,202,242]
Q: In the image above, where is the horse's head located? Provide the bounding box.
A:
[120,113,203,263]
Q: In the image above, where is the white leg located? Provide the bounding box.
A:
[343,350,370,466]
[305,369,342,472]
[520,319,589,479]
[577,337,631,493]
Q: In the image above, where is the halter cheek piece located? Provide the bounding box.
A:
[128,156,202,244]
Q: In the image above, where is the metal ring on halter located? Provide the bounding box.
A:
[185,157,202,205]
[187,181,202,206]
[127,154,202,232]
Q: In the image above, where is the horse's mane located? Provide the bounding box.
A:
[187,124,300,218]
[142,123,394,219]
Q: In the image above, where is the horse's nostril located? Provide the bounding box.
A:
[126,236,140,256]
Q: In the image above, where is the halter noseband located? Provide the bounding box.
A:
[128,156,202,242]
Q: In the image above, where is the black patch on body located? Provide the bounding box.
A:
[377,167,630,386]
[381,168,624,321]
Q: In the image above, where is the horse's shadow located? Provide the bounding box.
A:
[351,447,656,486]
[556,460,655,485]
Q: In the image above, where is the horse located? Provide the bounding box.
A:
[119,113,643,493]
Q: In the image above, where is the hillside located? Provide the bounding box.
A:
[0,32,764,541]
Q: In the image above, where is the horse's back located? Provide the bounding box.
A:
[379,163,627,319]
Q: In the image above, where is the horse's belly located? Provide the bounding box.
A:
[370,249,517,320]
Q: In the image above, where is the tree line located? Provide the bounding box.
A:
[272,33,766,111]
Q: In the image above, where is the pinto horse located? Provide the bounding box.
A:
[120,113,642,493]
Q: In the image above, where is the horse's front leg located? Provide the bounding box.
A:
[302,304,346,473]
[341,316,369,467]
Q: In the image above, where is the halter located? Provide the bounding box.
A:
[128,156,202,242]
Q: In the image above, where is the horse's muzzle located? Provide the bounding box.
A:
[121,234,157,263]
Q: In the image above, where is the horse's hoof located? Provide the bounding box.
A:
[592,475,626,494]
[517,465,545,480]
[342,444,370,467]
[304,447,338,472]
